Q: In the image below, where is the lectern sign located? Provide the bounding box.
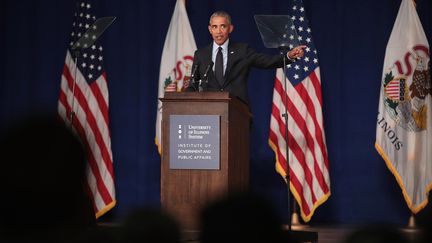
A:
[169,115,220,169]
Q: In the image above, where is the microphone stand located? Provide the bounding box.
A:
[190,65,199,92]
[197,62,213,92]
[198,79,203,92]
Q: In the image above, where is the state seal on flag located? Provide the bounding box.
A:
[382,56,431,132]
[163,56,194,92]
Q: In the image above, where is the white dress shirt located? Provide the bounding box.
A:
[212,39,229,75]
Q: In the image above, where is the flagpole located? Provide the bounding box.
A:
[291,201,301,226]
[407,0,416,231]
[408,0,417,230]
[408,214,416,228]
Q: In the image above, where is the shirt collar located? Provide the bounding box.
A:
[212,39,229,53]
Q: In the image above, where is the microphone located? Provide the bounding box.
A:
[190,64,199,91]
[203,61,214,80]
[199,61,214,92]
[190,64,199,82]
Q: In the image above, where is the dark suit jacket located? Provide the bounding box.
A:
[187,42,291,104]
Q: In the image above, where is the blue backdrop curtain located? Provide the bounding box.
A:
[0,0,431,225]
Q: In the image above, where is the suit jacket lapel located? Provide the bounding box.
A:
[223,43,235,88]
[203,43,226,89]
[201,44,221,88]
[203,44,213,70]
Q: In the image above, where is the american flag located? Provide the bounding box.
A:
[58,1,116,218]
[268,0,330,222]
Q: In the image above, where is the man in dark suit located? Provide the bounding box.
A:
[188,11,306,104]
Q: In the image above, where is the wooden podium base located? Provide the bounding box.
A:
[160,92,252,230]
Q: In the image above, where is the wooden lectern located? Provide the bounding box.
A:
[160,92,252,230]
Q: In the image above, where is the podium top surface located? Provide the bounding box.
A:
[161,91,231,101]
[161,91,251,117]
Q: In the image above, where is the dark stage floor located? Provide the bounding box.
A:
[179,224,425,243]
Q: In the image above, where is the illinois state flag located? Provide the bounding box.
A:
[268,0,330,222]
[375,0,431,213]
[155,0,197,153]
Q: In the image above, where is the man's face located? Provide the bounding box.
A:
[208,16,234,46]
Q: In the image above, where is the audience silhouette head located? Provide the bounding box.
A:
[0,115,95,242]
[200,192,284,243]
[120,207,180,243]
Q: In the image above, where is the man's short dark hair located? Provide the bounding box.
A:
[209,11,232,25]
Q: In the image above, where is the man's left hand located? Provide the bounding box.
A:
[287,45,307,59]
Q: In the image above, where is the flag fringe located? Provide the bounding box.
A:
[155,138,162,155]
[375,142,432,214]
[269,139,331,222]
[96,200,117,219]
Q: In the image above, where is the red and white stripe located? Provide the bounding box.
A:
[58,51,116,218]
[384,80,401,100]
[269,67,330,222]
